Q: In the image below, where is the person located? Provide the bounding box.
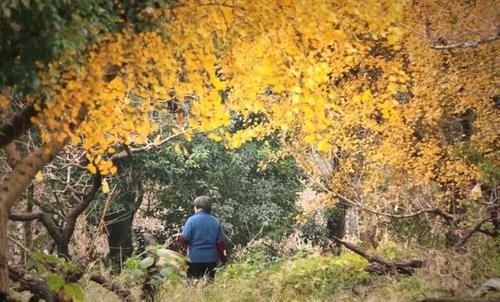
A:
[178,195,227,279]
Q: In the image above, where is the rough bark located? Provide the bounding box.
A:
[23,185,34,264]
[0,139,64,294]
[0,209,9,298]
[9,174,102,257]
[5,143,21,169]
[344,206,359,239]
[105,161,144,267]
[58,174,102,256]
[90,273,136,302]
[331,235,423,275]
[0,105,37,149]
[0,106,87,293]
[8,265,57,302]
[105,210,135,266]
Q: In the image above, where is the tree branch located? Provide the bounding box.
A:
[60,174,102,251]
[455,217,493,247]
[8,211,62,244]
[5,142,22,169]
[334,189,455,222]
[430,34,499,49]
[9,266,56,302]
[110,129,189,161]
[0,105,87,212]
[330,236,423,275]
[310,178,456,223]
[0,105,37,148]
[90,274,136,302]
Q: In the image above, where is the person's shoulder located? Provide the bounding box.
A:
[185,214,198,223]
[207,214,221,224]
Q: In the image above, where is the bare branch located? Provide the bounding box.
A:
[61,174,102,248]
[330,236,423,275]
[9,211,62,244]
[455,217,493,247]
[110,129,190,161]
[430,34,499,49]
[311,178,455,222]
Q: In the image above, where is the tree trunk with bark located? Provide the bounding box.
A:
[105,210,135,266]
[105,160,144,268]
[0,105,86,294]
[0,139,65,294]
[0,208,9,297]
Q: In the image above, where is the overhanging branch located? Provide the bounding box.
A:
[110,129,189,161]
[9,211,62,244]
[0,105,37,148]
[430,34,499,49]
[330,236,423,275]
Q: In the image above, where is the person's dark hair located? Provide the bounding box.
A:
[193,195,212,213]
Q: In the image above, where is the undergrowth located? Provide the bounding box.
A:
[76,236,499,302]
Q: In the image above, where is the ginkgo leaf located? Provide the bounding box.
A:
[317,139,331,152]
[102,179,110,194]
[153,135,161,145]
[87,163,97,174]
[471,184,482,200]
[174,143,182,153]
[35,171,43,183]
[208,133,222,142]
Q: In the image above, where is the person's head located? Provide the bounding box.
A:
[193,195,212,214]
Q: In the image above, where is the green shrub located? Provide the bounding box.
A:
[208,252,370,301]
[271,253,370,299]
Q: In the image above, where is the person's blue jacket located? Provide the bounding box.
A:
[181,211,226,263]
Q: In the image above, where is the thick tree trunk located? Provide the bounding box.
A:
[326,203,346,233]
[105,210,135,267]
[325,203,347,255]
[0,106,87,292]
[344,205,359,239]
[0,105,36,148]
[24,185,34,264]
[105,162,144,269]
[0,207,9,296]
[0,139,65,294]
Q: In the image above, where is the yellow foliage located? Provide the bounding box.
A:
[102,179,110,194]
[11,0,496,211]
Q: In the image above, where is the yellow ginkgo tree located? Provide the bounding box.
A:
[0,0,498,294]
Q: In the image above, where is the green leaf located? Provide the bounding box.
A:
[130,268,144,281]
[155,248,171,257]
[44,254,61,265]
[124,257,140,269]
[159,267,173,278]
[63,262,81,273]
[47,273,65,291]
[63,283,84,302]
[140,256,155,269]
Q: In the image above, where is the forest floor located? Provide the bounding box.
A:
[74,237,499,302]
